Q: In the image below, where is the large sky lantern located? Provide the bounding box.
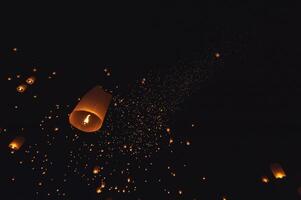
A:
[9,136,25,151]
[69,86,112,133]
[270,163,286,179]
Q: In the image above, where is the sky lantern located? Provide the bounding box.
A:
[261,176,269,183]
[166,128,171,134]
[93,166,101,174]
[69,86,112,133]
[26,76,36,85]
[9,136,25,151]
[270,163,286,179]
[16,84,27,93]
[96,187,102,194]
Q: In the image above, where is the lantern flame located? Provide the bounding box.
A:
[83,114,91,126]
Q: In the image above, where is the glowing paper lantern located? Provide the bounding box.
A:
[215,52,221,58]
[270,163,286,179]
[9,136,25,151]
[96,187,102,194]
[16,84,27,93]
[26,76,36,85]
[69,86,112,133]
[93,166,101,174]
[261,176,269,183]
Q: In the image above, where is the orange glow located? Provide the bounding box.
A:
[26,76,36,85]
[261,176,269,183]
[169,138,174,144]
[270,163,286,179]
[96,187,102,194]
[101,180,106,188]
[93,166,101,174]
[16,84,27,93]
[9,136,25,151]
[166,128,171,133]
[69,86,112,133]
[215,52,221,58]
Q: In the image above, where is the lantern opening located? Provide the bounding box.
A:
[70,110,102,133]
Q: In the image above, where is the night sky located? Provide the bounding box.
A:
[0,1,300,200]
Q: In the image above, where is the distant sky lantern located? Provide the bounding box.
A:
[26,76,36,85]
[9,136,25,151]
[96,187,102,194]
[261,176,269,183]
[93,166,101,174]
[166,128,171,134]
[270,163,286,179]
[215,52,221,58]
[69,86,112,133]
[16,84,27,93]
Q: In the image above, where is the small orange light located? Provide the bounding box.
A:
[261,176,269,183]
[26,76,36,85]
[16,84,27,93]
[93,166,101,174]
[96,187,102,194]
[270,163,286,179]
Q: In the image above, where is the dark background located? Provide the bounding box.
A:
[0,1,300,199]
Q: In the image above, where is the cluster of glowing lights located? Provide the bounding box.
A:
[5,48,279,199]
[16,76,36,93]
